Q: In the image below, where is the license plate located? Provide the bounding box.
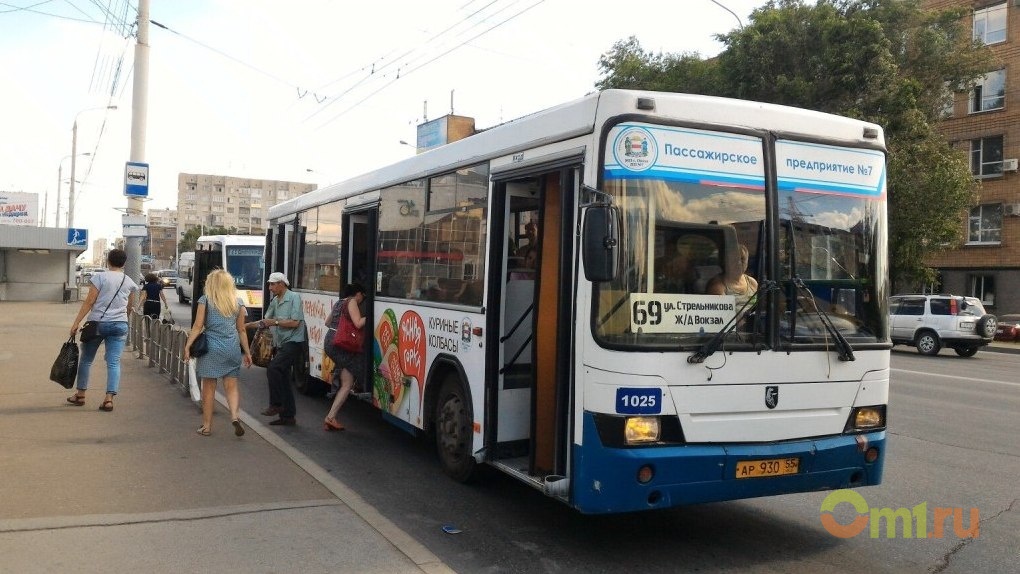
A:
[735,457,799,479]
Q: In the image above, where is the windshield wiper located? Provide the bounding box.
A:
[688,280,777,364]
[791,277,855,362]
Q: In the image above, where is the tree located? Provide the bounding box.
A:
[595,0,994,291]
[596,36,724,95]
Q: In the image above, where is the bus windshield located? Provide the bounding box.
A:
[593,123,887,349]
[226,246,265,290]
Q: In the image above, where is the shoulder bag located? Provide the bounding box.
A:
[80,274,126,343]
[332,298,363,353]
[189,332,209,357]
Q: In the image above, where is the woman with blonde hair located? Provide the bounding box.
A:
[185,269,253,436]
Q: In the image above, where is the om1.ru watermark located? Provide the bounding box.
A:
[820,490,979,539]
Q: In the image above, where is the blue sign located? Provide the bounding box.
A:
[615,387,662,415]
[124,161,149,197]
[67,228,88,246]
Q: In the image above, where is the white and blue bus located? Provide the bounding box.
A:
[267,90,889,514]
[191,234,266,322]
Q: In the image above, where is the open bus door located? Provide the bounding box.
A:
[489,165,578,493]
[342,208,377,395]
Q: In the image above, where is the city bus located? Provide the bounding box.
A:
[266,89,889,514]
[190,234,266,323]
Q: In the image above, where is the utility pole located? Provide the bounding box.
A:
[69,121,77,227]
[125,0,150,282]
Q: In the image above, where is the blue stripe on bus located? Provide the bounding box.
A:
[569,411,886,514]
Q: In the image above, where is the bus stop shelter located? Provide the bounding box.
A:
[0,226,86,302]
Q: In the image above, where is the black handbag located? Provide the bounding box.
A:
[49,336,80,389]
[79,321,100,343]
[190,332,209,357]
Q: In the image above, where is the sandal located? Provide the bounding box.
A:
[232,419,245,437]
[196,426,211,436]
[324,418,344,432]
[99,399,114,412]
[66,394,85,406]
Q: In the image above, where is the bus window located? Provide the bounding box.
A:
[376,165,488,307]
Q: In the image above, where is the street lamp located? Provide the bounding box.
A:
[55,152,91,227]
[68,104,117,228]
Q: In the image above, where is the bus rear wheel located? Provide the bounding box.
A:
[434,377,477,482]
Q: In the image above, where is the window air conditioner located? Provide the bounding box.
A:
[1002,158,1019,171]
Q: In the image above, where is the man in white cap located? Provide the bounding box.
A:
[245,272,304,425]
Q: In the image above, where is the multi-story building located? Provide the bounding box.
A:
[91,237,108,266]
[176,174,316,239]
[926,0,1020,314]
[144,208,178,269]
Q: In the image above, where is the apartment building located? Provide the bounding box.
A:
[176,174,316,240]
[926,0,1020,314]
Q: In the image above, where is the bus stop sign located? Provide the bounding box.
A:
[124,162,149,197]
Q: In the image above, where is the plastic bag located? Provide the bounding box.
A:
[49,336,79,389]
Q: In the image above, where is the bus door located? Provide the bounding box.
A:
[191,247,222,324]
[343,207,377,393]
[491,165,578,481]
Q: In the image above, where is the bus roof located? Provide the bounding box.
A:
[270,89,885,219]
[196,235,265,247]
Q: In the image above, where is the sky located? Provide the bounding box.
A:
[0,0,765,259]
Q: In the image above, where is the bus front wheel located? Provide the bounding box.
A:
[434,377,477,482]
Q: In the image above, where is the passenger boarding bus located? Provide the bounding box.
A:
[267,90,889,514]
[191,235,266,323]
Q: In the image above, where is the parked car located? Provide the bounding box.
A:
[156,269,177,288]
[889,294,997,357]
[993,314,1020,342]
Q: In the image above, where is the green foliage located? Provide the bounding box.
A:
[594,0,993,292]
[596,36,725,95]
[177,225,243,253]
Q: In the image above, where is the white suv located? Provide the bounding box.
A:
[889,295,997,357]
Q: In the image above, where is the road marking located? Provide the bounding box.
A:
[892,368,1020,388]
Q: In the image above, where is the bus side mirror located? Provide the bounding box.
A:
[582,205,620,282]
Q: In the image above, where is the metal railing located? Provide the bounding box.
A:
[129,312,191,396]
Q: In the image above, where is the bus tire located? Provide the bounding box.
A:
[434,376,477,483]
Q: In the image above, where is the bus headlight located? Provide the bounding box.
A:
[845,405,886,432]
[624,417,661,444]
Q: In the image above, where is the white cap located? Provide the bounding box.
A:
[267,272,289,286]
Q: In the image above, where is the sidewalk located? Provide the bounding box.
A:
[0,302,453,574]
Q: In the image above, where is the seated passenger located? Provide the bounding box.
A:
[509,245,537,280]
[706,244,758,307]
[656,238,693,293]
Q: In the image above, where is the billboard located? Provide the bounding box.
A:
[0,192,39,227]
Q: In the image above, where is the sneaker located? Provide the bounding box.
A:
[325,391,337,400]
[261,406,280,417]
[268,417,296,426]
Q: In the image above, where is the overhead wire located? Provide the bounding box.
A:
[315,0,545,130]
[0,0,97,21]
[304,0,504,122]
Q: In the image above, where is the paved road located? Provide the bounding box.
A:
[170,297,1020,572]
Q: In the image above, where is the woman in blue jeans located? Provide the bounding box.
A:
[67,248,139,412]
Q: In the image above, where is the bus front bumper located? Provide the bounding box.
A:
[571,411,885,514]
